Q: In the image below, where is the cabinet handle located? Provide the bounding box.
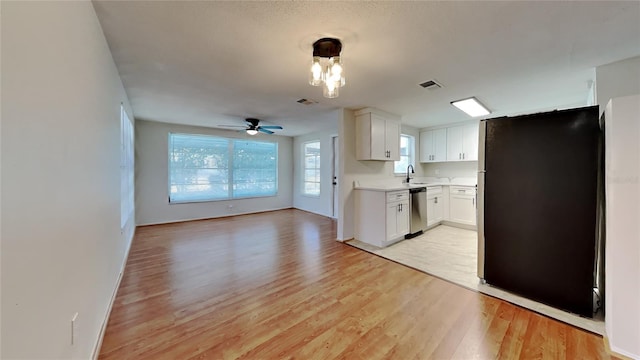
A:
[463,153,465,160]
[459,153,462,159]
[434,197,438,204]
[458,189,465,193]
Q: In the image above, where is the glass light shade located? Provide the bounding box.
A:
[329,57,345,87]
[323,82,339,98]
[309,57,323,86]
[246,129,258,135]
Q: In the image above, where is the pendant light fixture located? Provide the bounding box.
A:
[309,38,345,98]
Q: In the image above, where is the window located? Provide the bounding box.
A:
[120,105,134,228]
[303,141,321,196]
[394,134,415,174]
[169,133,277,203]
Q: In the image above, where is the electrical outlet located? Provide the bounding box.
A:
[71,312,78,345]
[227,204,234,213]
[435,169,440,175]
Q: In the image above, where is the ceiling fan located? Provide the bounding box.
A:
[218,118,283,135]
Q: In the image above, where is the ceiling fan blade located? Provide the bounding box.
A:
[258,128,274,135]
[259,125,283,130]
[218,124,247,128]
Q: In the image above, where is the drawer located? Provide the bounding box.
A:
[426,186,442,195]
[450,186,475,196]
[386,190,409,203]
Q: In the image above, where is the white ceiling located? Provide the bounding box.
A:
[93,1,640,136]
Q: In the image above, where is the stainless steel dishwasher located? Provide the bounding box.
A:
[406,187,427,238]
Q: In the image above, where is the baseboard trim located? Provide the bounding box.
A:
[137,206,293,227]
[441,220,477,231]
[603,337,638,360]
[91,226,136,360]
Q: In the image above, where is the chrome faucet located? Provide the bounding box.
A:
[406,164,415,184]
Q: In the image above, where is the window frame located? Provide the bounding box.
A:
[168,132,278,204]
[302,140,321,197]
[394,134,415,175]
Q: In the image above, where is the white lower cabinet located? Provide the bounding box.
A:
[355,189,410,247]
[386,199,410,241]
[449,186,477,226]
[426,186,444,227]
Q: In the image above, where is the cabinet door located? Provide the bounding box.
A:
[446,125,464,161]
[433,128,447,162]
[427,196,444,226]
[462,123,479,161]
[386,203,399,240]
[385,120,400,161]
[433,195,444,223]
[419,130,434,162]
[370,114,387,160]
[426,197,436,226]
[396,200,410,236]
[449,195,476,225]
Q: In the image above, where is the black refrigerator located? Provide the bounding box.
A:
[477,106,602,318]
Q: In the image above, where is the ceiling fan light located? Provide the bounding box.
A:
[451,97,491,117]
[246,129,258,135]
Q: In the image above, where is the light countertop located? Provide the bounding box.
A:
[354,179,476,192]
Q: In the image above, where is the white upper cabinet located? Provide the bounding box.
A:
[355,108,401,161]
[385,119,400,160]
[420,128,446,163]
[446,123,479,161]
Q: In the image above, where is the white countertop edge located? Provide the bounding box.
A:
[354,182,476,192]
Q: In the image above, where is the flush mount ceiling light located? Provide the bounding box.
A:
[309,38,345,99]
[451,97,491,117]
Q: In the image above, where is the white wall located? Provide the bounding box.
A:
[135,120,293,225]
[421,161,478,179]
[596,56,640,115]
[1,2,134,358]
[292,116,339,218]
[604,95,640,359]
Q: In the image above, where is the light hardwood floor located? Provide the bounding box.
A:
[99,209,615,359]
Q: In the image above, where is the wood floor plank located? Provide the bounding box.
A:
[99,209,614,360]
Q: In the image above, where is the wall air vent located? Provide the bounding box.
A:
[297,98,318,105]
[419,80,443,90]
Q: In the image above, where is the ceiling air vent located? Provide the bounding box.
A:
[419,80,443,90]
[297,98,318,105]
